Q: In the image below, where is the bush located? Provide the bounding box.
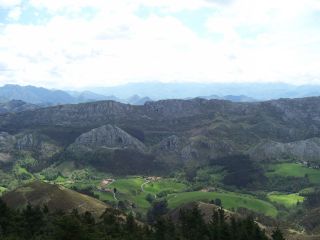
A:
[214,198,222,206]
[147,199,169,223]
[304,190,320,208]
[41,167,60,181]
[71,169,90,180]
[145,194,155,203]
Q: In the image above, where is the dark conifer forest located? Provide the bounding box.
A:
[0,199,285,240]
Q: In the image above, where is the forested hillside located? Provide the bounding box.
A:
[0,198,284,240]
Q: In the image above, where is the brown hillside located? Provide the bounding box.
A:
[1,181,109,217]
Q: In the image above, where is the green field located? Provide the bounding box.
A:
[167,191,278,217]
[107,177,278,217]
[109,177,152,211]
[267,163,320,184]
[44,174,280,217]
[93,191,115,202]
[143,179,187,194]
[109,177,145,194]
[267,192,304,208]
[106,178,188,211]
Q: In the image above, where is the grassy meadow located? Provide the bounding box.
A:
[266,163,320,184]
[267,192,304,208]
[167,191,278,217]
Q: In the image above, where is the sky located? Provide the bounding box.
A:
[0,0,320,89]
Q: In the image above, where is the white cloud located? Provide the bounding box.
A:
[0,0,320,88]
[29,0,211,13]
[204,0,320,84]
[7,7,21,21]
[0,0,21,8]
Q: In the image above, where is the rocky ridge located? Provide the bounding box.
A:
[69,124,146,152]
[2,97,320,166]
[0,100,39,114]
[0,131,61,163]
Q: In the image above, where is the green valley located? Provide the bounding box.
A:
[2,95,320,239]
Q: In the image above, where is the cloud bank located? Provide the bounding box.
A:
[0,0,319,89]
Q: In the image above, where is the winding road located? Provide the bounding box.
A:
[141,180,150,192]
[141,179,157,199]
[113,191,118,201]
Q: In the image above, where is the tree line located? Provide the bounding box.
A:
[0,199,285,240]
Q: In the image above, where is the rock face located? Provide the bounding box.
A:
[0,132,15,151]
[152,135,186,165]
[15,133,61,160]
[71,125,146,152]
[181,145,199,161]
[16,133,42,150]
[0,132,15,163]
[0,132,61,163]
[248,138,320,163]
[158,135,181,152]
[179,139,234,162]
[153,134,235,164]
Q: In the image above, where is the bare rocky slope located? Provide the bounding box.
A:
[248,138,320,163]
[69,124,146,152]
[0,131,61,165]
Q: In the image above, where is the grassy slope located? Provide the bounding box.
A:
[94,191,115,202]
[2,181,109,217]
[267,192,304,208]
[267,163,320,184]
[107,177,278,217]
[167,191,278,217]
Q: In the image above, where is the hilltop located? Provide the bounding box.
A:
[1,181,109,217]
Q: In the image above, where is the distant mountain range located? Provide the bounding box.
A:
[0,84,152,106]
[91,82,320,100]
[2,82,320,107]
[196,94,256,102]
[0,84,74,105]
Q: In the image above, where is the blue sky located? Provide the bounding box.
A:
[0,0,320,89]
